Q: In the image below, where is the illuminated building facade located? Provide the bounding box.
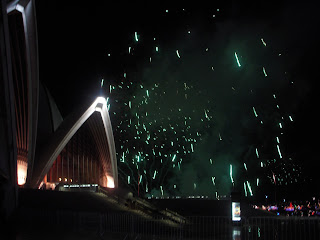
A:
[31,96,118,189]
[0,0,118,191]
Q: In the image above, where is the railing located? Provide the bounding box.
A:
[97,187,187,225]
[18,208,320,239]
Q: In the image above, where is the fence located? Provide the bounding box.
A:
[18,208,320,239]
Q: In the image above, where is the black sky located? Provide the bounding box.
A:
[35,1,319,198]
[35,1,318,109]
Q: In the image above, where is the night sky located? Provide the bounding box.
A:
[35,1,319,200]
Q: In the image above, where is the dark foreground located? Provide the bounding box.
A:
[7,189,320,240]
[13,212,320,240]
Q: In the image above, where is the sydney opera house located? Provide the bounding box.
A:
[0,0,118,196]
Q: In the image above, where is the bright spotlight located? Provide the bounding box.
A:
[17,160,28,185]
[106,175,115,188]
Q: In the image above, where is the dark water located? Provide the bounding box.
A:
[13,214,320,240]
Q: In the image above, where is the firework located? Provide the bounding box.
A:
[97,6,305,199]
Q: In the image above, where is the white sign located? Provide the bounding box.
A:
[232,202,241,221]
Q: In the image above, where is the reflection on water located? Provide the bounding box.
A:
[233,226,241,240]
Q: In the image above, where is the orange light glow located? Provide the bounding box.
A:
[107,175,115,188]
[17,160,28,185]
